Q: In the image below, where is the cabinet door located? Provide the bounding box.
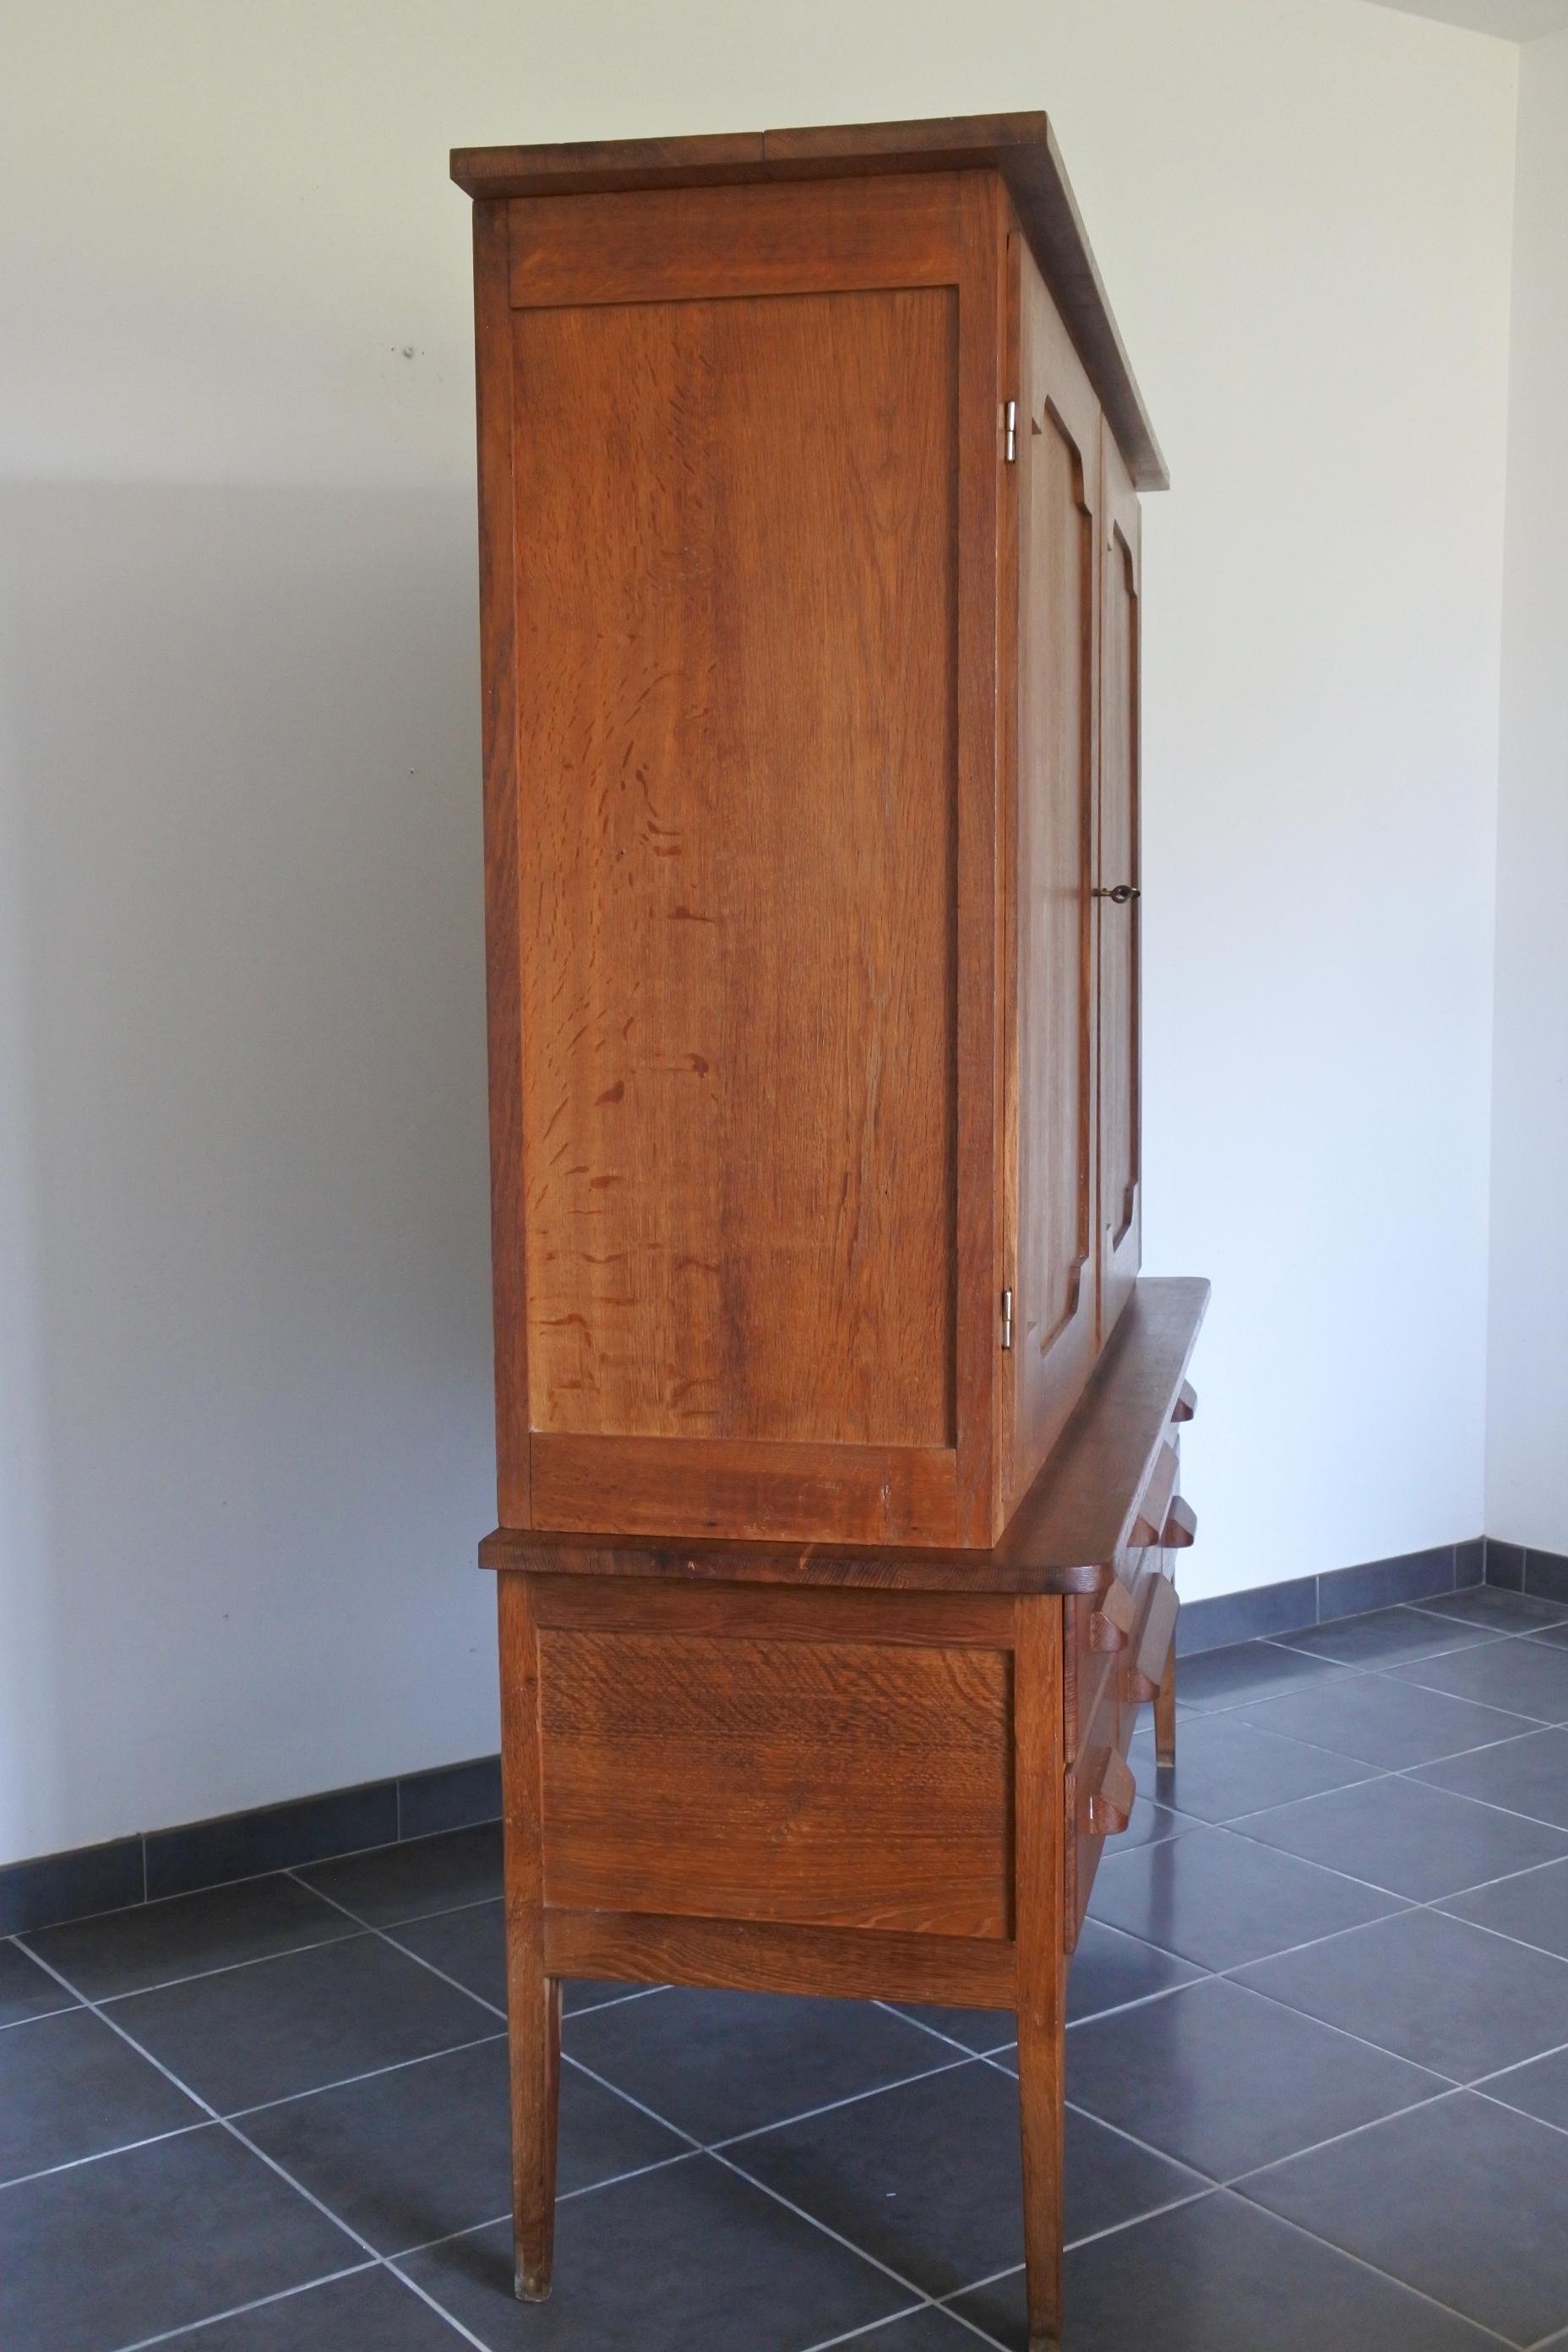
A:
[481,172,1005,1546]
[1097,433,1143,1340]
[1003,244,1101,1514]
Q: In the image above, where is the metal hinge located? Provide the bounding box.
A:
[1000,1288,1014,1349]
[1004,400,1017,463]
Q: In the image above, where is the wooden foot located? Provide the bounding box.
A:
[1014,1599,1066,2352]
[1154,1640,1177,1769]
[499,1574,563,2303]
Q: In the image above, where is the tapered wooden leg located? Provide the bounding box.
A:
[1014,1598,1066,2350]
[498,1573,561,2302]
[1155,1640,1177,1770]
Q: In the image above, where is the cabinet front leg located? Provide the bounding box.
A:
[1155,1640,1177,1770]
[1014,1596,1067,2350]
[509,1956,562,2300]
[498,1571,560,2301]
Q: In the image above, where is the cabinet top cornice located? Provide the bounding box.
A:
[451,110,1168,490]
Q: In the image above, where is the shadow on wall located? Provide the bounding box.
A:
[0,482,499,1865]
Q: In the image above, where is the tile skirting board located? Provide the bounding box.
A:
[4,1537,1564,1940]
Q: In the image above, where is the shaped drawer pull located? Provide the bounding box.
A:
[1173,1379,1198,1424]
[1130,1441,1178,1549]
[1090,1576,1137,1653]
[1087,1750,1136,1838]
[1162,1494,1197,1550]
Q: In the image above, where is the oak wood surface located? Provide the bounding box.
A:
[535,1623,1014,1935]
[543,1908,1018,2007]
[1002,231,1099,1521]
[473,203,530,1527]
[451,112,1168,490]
[480,1277,1208,1591]
[1097,427,1143,1341]
[497,1575,557,2299]
[1014,1595,1066,2349]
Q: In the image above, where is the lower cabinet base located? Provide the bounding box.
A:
[493,1561,1183,2350]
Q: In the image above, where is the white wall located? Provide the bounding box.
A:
[1486,29,1568,1552]
[0,0,1519,1863]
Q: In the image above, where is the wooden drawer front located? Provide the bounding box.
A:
[536,1626,1015,1938]
[1064,1636,1135,1944]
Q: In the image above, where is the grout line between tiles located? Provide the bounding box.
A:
[1225,2180,1520,2348]
[0,2117,211,2196]
[99,2262,382,2352]
[225,2029,510,2121]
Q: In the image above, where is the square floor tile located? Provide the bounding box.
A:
[30,1875,355,2000]
[1232,1772,1568,1898]
[1413,1726,1568,1830]
[1066,1975,1440,2180]
[1066,1919,1206,2024]
[1129,1713,1375,1823]
[1233,1903,1568,2080]
[1527,1620,1568,1651]
[948,2188,1497,2352]
[297,1826,503,1926]
[831,2314,977,2349]
[0,2006,203,2183]
[399,2158,907,2351]
[1271,1609,1498,1669]
[564,1986,950,2145]
[1233,1672,1534,1769]
[727,2062,1204,2295]
[1413,1587,1568,1633]
[163,2266,467,2350]
[1437,1855,1568,1958]
[1086,1823,1404,1971]
[1390,1636,1568,1720]
[1481,2047,1568,2132]
[242,2034,683,2253]
[111,1933,498,2113]
[1172,1644,1352,1714]
[1244,2089,1568,2345]
[0,2124,357,2352]
[0,1940,77,2026]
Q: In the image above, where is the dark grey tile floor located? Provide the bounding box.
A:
[6,1587,1568,2349]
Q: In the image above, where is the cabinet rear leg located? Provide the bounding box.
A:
[1155,1641,1177,1770]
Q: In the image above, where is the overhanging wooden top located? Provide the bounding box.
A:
[450,112,1168,492]
[480,1276,1208,1594]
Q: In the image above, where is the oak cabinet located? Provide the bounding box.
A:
[454,114,1200,2352]
[458,115,1165,1553]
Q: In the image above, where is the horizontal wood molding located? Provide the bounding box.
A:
[542,1908,1019,2006]
[528,1434,960,1547]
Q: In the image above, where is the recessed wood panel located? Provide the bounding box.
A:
[1005,249,1100,1514]
[1097,433,1142,1340]
[536,1626,1014,1936]
[513,284,958,1462]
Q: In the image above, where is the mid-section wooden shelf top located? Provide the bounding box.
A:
[449,110,1168,491]
[481,1277,1208,1596]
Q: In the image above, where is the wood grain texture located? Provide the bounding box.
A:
[536,1625,1014,1935]
[1004,232,1100,1520]
[473,203,530,1527]
[528,1435,957,1547]
[1126,1570,1179,1704]
[1097,427,1143,1343]
[509,173,965,306]
[1014,1595,1066,2350]
[543,1909,1018,2007]
[479,1279,1210,1591]
[497,1575,558,2299]
[531,1575,1015,1648]
[451,112,1169,490]
[1130,1440,1177,1548]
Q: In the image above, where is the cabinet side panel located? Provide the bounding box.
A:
[1098,438,1142,1339]
[536,1625,1014,1936]
[1005,249,1100,1514]
[514,286,958,1453]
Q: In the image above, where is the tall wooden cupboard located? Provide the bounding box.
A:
[453,114,1207,2351]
